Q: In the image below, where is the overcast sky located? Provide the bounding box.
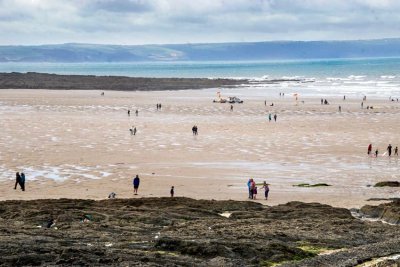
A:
[1,0,400,45]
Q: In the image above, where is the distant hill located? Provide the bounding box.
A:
[1,39,400,62]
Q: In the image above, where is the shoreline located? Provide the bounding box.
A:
[1,89,399,209]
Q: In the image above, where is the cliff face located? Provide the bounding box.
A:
[0,198,399,266]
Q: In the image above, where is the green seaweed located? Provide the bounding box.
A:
[293,183,331,187]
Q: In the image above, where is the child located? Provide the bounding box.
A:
[170,186,174,197]
[261,181,270,200]
[253,186,258,200]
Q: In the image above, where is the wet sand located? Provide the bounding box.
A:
[0,89,399,208]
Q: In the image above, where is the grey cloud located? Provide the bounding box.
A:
[1,0,400,45]
[83,0,153,13]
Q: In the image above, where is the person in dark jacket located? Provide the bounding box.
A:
[20,172,25,191]
[133,175,140,195]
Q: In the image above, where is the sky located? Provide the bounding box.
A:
[1,0,400,45]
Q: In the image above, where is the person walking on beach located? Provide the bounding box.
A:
[375,149,379,158]
[264,100,266,106]
[395,146,398,156]
[321,98,323,105]
[273,114,277,122]
[14,172,22,190]
[133,127,137,136]
[20,172,25,191]
[247,179,252,199]
[192,125,198,135]
[387,144,393,157]
[253,186,258,200]
[250,179,256,199]
[135,109,139,116]
[170,186,174,197]
[338,106,341,112]
[368,144,372,155]
[230,104,233,111]
[361,102,364,109]
[133,175,140,195]
[261,181,270,200]
[128,109,130,116]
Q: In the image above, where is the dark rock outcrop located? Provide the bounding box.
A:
[0,198,399,266]
[360,199,400,225]
[374,181,400,187]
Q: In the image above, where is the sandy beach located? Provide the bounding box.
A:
[1,88,399,208]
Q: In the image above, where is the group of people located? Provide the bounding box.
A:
[247,178,269,200]
[127,109,139,116]
[368,143,398,157]
[268,113,278,122]
[156,103,162,110]
[192,125,198,135]
[129,126,137,136]
[321,99,329,105]
[14,172,26,191]
[130,174,174,197]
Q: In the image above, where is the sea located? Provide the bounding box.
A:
[1,57,400,98]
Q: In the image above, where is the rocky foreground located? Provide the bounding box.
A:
[0,198,399,267]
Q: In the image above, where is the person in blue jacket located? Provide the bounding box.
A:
[133,175,140,195]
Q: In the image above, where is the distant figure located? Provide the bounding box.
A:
[133,175,140,195]
[20,172,25,191]
[387,144,392,157]
[253,186,258,200]
[264,100,266,106]
[101,92,104,96]
[338,106,341,112]
[375,149,379,158]
[108,192,116,199]
[192,125,198,135]
[279,92,282,97]
[133,127,137,136]
[367,144,372,155]
[324,99,329,105]
[230,104,233,111]
[395,146,398,156]
[159,103,162,109]
[343,95,346,100]
[14,172,22,191]
[156,103,159,110]
[135,109,138,116]
[282,93,285,97]
[247,178,252,199]
[129,128,133,135]
[250,179,256,199]
[127,109,130,116]
[273,114,277,122]
[270,103,274,106]
[361,102,364,109]
[268,113,272,122]
[261,181,270,200]
[170,186,174,197]
[321,98,323,105]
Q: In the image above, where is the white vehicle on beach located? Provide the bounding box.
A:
[228,96,243,103]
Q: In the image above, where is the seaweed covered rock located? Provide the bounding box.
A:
[360,199,400,224]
